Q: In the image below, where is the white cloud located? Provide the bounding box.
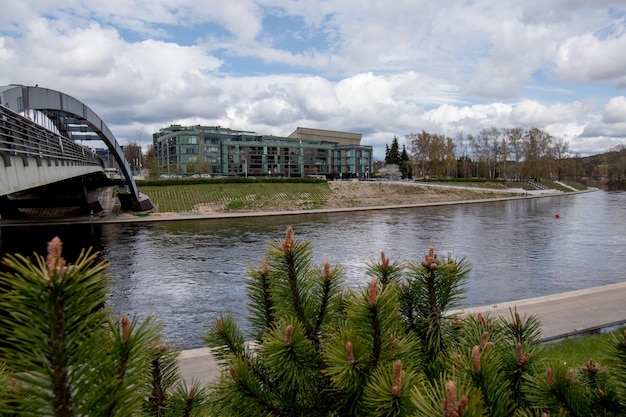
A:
[601,96,626,124]
[1,0,626,159]
[553,31,626,85]
[510,99,586,127]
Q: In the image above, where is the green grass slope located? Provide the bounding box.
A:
[138,182,332,213]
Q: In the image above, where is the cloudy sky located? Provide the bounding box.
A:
[1,0,626,159]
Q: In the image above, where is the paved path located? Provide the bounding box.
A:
[179,281,626,386]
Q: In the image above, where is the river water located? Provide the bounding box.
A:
[1,190,625,349]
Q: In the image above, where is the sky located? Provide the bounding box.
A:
[1,0,626,160]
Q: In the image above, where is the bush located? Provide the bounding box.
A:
[0,237,209,417]
[2,229,626,416]
[204,227,626,416]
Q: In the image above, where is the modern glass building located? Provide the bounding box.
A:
[152,125,373,179]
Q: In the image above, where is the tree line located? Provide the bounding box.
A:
[384,127,626,184]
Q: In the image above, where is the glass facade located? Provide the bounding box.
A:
[152,125,373,178]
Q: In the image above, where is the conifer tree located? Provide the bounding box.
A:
[400,247,471,378]
[323,276,422,416]
[205,228,478,416]
[0,237,207,417]
[204,226,344,416]
[386,136,401,165]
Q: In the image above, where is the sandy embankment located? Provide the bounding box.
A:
[115,181,512,221]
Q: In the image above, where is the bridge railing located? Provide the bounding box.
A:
[0,105,103,168]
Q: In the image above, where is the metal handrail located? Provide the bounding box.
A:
[0,105,103,167]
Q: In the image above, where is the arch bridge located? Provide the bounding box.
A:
[0,85,153,218]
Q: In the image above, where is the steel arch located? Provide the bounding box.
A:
[0,84,152,211]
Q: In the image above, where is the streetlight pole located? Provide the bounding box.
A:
[137,132,142,175]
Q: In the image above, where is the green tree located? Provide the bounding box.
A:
[0,237,208,417]
[386,136,401,165]
[204,228,472,416]
[399,248,471,378]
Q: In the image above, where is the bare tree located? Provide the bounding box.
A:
[552,137,570,181]
[407,131,456,178]
[469,130,494,178]
[123,141,142,175]
[407,131,430,178]
[506,128,524,180]
[523,128,553,180]
[454,131,470,178]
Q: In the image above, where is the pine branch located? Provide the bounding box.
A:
[203,313,246,364]
[523,361,592,417]
[361,360,421,417]
[266,227,325,346]
[0,238,109,416]
[365,251,404,288]
[311,262,343,349]
[145,341,181,417]
[166,379,211,417]
[246,257,274,341]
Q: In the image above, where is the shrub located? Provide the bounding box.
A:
[3,229,626,416]
[0,237,209,417]
[204,227,626,416]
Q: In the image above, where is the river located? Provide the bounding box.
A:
[1,190,624,349]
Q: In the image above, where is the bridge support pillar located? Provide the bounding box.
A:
[117,192,154,212]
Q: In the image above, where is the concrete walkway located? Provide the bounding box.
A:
[179,281,626,386]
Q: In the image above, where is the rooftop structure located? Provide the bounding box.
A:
[288,127,362,147]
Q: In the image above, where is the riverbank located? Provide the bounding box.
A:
[0,180,591,226]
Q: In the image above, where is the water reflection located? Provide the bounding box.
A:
[1,190,625,349]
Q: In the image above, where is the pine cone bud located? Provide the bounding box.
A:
[472,346,481,372]
[258,257,269,275]
[46,236,66,279]
[480,331,489,348]
[582,359,598,375]
[391,360,402,396]
[443,380,465,417]
[121,314,131,343]
[229,365,239,383]
[346,341,355,364]
[282,226,295,253]
[381,251,390,268]
[368,277,379,306]
[477,312,487,329]
[517,342,530,366]
[285,324,293,345]
[546,367,554,388]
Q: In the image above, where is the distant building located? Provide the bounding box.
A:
[152,125,373,179]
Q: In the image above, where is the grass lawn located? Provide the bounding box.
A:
[542,328,624,368]
[138,181,333,212]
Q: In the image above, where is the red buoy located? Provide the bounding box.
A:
[555,213,560,219]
